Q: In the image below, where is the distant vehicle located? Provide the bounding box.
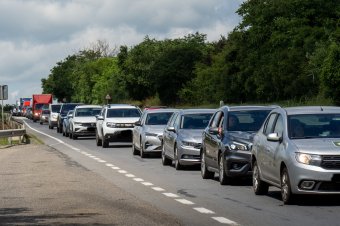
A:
[32,94,52,122]
[26,107,33,119]
[96,104,142,148]
[162,109,215,170]
[57,103,83,133]
[252,106,340,204]
[132,109,177,158]
[200,105,276,185]
[62,110,74,137]
[69,105,102,139]
[48,103,62,129]
[39,109,50,125]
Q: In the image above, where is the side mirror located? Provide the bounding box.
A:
[97,115,104,121]
[135,121,142,126]
[167,126,176,132]
[209,127,219,135]
[267,133,282,142]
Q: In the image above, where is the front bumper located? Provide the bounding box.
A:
[104,128,133,142]
[288,160,340,194]
[143,135,163,153]
[224,150,252,177]
[178,145,201,166]
[73,123,96,136]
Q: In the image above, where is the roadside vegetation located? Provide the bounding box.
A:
[41,0,339,107]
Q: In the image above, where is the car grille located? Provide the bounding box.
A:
[319,182,340,191]
[321,156,340,169]
[81,123,96,127]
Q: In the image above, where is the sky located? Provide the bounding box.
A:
[0,0,244,105]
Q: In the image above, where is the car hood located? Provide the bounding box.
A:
[292,138,340,155]
[105,117,140,123]
[145,125,166,135]
[178,129,204,142]
[73,117,96,123]
[228,131,256,144]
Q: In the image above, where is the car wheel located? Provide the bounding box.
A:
[174,147,183,170]
[140,141,146,158]
[69,132,73,139]
[72,133,77,140]
[40,121,43,125]
[201,150,214,179]
[161,144,172,166]
[102,136,109,148]
[281,167,294,204]
[132,143,138,155]
[96,132,102,146]
[219,154,230,185]
[253,161,269,195]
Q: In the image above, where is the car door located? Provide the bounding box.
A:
[265,114,285,184]
[163,112,178,157]
[256,113,278,181]
[204,111,223,167]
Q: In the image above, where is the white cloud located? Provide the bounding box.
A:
[0,0,243,105]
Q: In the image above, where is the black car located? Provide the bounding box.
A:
[200,105,277,185]
[56,103,82,133]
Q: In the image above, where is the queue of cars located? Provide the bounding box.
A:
[24,102,340,204]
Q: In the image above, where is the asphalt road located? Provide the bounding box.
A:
[12,118,340,225]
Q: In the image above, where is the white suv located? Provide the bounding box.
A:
[96,104,142,148]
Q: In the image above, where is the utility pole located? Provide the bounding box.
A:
[0,85,8,130]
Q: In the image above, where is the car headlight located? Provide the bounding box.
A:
[106,122,116,128]
[229,142,248,151]
[74,122,82,126]
[181,141,199,147]
[145,132,158,137]
[296,153,322,166]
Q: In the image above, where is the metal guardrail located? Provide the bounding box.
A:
[0,114,27,144]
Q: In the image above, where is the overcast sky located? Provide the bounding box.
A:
[0,0,243,105]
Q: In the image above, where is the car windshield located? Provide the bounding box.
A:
[61,104,79,114]
[35,104,49,110]
[145,112,174,125]
[51,104,61,112]
[107,108,141,118]
[227,110,271,132]
[180,113,213,129]
[288,114,340,139]
[75,108,101,117]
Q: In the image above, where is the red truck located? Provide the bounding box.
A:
[32,94,53,122]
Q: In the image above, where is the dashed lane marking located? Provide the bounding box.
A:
[141,182,153,186]
[106,163,114,167]
[133,178,144,182]
[175,199,195,205]
[112,166,120,170]
[193,207,215,214]
[152,187,165,192]
[212,217,238,225]
[125,174,135,178]
[118,170,128,174]
[162,193,180,198]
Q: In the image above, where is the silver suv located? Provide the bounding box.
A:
[96,104,141,148]
[252,106,340,204]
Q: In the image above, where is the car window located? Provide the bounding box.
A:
[180,113,213,129]
[264,113,277,135]
[273,114,284,136]
[145,112,174,125]
[219,115,225,129]
[107,108,141,118]
[210,111,222,128]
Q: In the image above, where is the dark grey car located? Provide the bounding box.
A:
[201,106,276,185]
[162,109,215,170]
[252,106,340,204]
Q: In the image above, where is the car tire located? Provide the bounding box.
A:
[253,161,269,195]
[219,154,230,185]
[102,137,109,148]
[281,167,294,204]
[72,133,77,140]
[161,144,172,166]
[69,132,73,139]
[140,141,146,158]
[132,143,138,155]
[40,122,43,125]
[201,150,214,179]
[96,132,102,146]
[174,147,183,170]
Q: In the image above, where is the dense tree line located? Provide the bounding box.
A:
[42,0,339,106]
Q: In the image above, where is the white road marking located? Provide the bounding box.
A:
[118,170,127,174]
[152,187,165,192]
[162,193,180,198]
[97,159,106,163]
[193,207,215,214]
[24,120,239,226]
[175,199,194,205]
[106,163,114,167]
[133,178,144,182]
[212,217,238,225]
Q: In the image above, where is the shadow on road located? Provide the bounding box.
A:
[266,192,340,206]
[0,208,112,225]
